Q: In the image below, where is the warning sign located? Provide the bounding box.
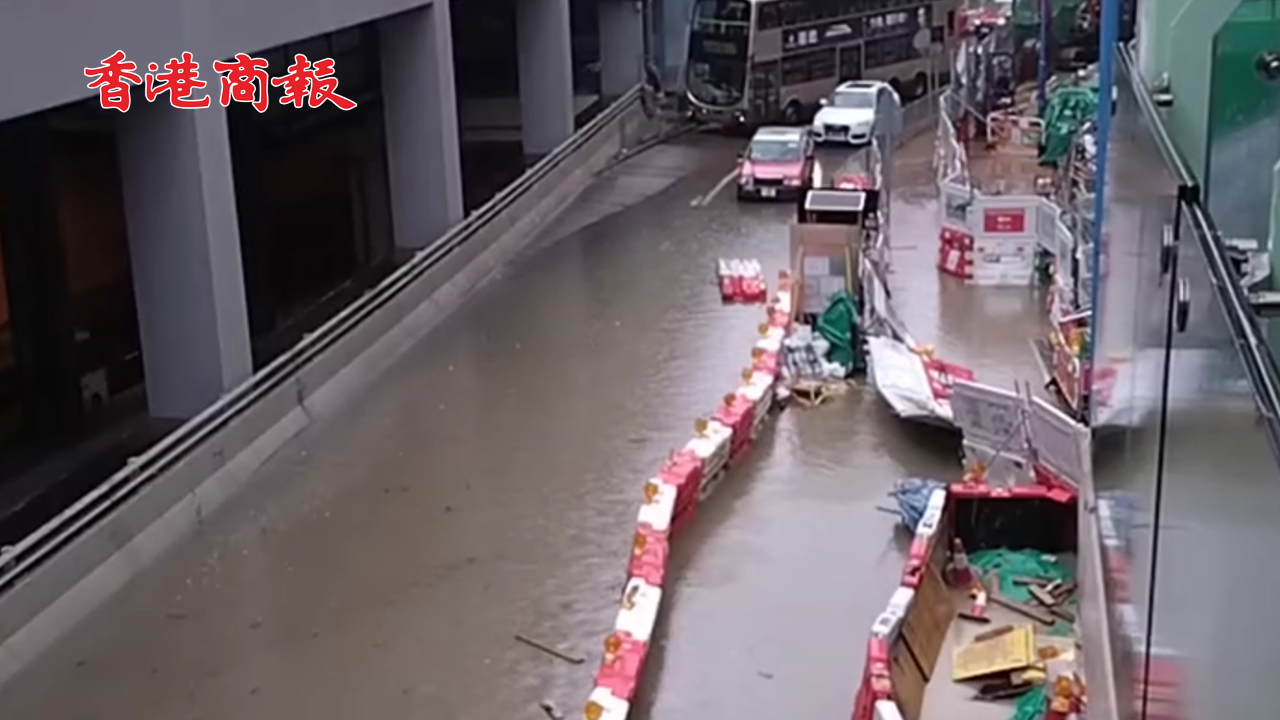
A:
[982,208,1027,234]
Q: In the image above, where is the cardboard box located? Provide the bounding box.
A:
[791,223,862,317]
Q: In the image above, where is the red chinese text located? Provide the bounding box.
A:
[271,54,358,111]
[212,53,272,113]
[144,52,211,108]
[85,50,142,112]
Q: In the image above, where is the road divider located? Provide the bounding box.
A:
[582,271,794,720]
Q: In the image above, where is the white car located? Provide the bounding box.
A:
[811,80,898,146]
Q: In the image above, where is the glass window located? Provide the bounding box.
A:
[748,138,804,161]
[781,53,810,85]
[832,89,875,108]
[810,47,837,80]
[864,35,916,68]
[781,48,837,85]
[839,44,863,80]
[757,2,781,29]
[693,0,751,22]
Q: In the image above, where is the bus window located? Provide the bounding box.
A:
[838,44,863,80]
[757,3,781,29]
[781,48,837,86]
[693,0,751,22]
[865,35,914,69]
[751,61,782,117]
[780,0,816,26]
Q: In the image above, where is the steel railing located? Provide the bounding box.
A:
[0,84,649,596]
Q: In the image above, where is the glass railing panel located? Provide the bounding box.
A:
[1089,51,1180,720]
[1138,201,1280,720]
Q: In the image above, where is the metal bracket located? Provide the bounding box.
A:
[1175,277,1191,333]
[1159,222,1175,277]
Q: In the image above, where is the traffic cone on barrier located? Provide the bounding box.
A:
[963,461,987,486]
[968,582,989,619]
[947,538,974,588]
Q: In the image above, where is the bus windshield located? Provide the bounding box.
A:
[748,139,803,162]
[692,0,750,22]
[686,0,750,107]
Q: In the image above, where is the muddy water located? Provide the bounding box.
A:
[636,132,1049,720]
[0,131,1047,720]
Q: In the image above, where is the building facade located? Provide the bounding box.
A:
[0,0,645,540]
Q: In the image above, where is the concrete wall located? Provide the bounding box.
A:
[0,0,435,122]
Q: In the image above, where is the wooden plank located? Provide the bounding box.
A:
[900,561,953,681]
[891,636,928,720]
[952,625,1036,682]
[1028,584,1059,608]
[990,594,1056,626]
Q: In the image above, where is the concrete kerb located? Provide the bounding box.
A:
[0,94,659,689]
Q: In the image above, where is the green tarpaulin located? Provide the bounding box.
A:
[969,548,1075,636]
[1039,86,1097,165]
[817,291,863,373]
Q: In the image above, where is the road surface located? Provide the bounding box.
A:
[0,130,1054,720]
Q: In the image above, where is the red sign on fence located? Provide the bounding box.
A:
[982,208,1027,234]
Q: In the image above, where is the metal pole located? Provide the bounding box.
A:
[1085,0,1119,424]
[1037,0,1052,115]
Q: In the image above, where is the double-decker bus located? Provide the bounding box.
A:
[686,0,961,125]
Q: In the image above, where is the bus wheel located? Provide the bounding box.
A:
[912,72,929,99]
[783,101,802,126]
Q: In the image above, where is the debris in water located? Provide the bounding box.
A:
[165,611,188,621]
[513,634,585,664]
[757,670,775,680]
[539,699,566,720]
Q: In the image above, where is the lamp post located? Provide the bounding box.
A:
[1083,0,1118,424]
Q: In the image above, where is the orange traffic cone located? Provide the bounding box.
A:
[948,538,974,587]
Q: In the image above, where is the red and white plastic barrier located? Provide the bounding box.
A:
[1096,500,1188,720]
[717,259,767,303]
[985,113,1045,150]
[583,272,794,720]
[937,227,974,280]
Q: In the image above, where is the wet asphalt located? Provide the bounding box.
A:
[0,130,1055,720]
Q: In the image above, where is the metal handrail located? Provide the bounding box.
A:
[0,84,647,595]
[1117,44,1280,454]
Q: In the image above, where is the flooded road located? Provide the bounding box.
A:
[0,130,1046,720]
